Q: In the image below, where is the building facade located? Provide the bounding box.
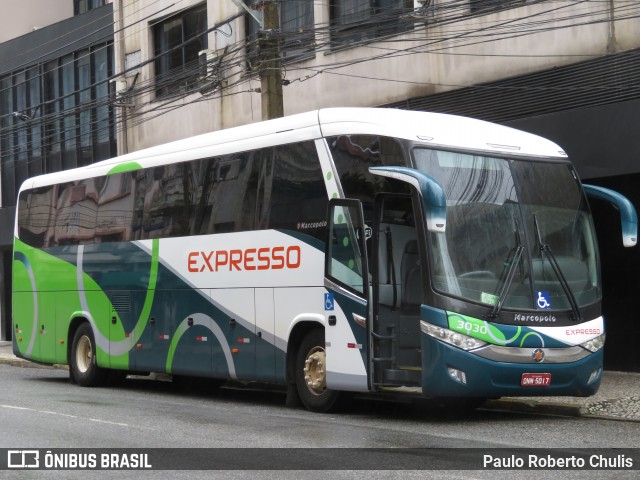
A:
[110,1,639,149]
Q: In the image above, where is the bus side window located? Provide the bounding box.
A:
[53,179,98,246]
[131,170,148,240]
[197,154,254,234]
[330,134,410,260]
[242,149,273,232]
[330,134,409,215]
[190,157,215,235]
[95,173,134,242]
[17,187,56,248]
[142,164,195,238]
[268,142,328,241]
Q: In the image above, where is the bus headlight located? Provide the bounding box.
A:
[580,333,605,353]
[421,322,487,351]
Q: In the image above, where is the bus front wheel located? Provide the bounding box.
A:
[70,323,106,387]
[295,329,341,413]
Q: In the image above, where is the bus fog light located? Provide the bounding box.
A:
[447,367,467,385]
[587,368,602,385]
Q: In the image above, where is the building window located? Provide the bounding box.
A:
[27,66,43,166]
[330,0,414,48]
[0,45,115,208]
[469,0,527,14]
[74,0,106,15]
[78,49,92,165]
[0,75,16,206]
[61,54,77,154]
[153,4,208,98]
[44,61,62,155]
[245,0,315,69]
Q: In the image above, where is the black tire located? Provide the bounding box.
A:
[70,323,107,387]
[295,329,341,413]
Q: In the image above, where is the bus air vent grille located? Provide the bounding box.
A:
[111,293,131,315]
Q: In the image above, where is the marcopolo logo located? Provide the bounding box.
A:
[188,246,302,273]
[513,313,557,323]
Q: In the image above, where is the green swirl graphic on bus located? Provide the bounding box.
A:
[448,313,521,345]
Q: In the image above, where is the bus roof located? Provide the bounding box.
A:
[20,108,567,191]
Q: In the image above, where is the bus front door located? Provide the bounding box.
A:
[371,194,423,390]
[324,199,370,392]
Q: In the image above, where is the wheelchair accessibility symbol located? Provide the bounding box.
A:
[536,291,551,309]
[324,293,335,311]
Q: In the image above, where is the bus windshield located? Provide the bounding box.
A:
[413,148,601,312]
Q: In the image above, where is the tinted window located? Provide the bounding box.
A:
[17,188,55,248]
[141,164,192,238]
[269,142,328,241]
[54,179,98,245]
[95,173,134,242]
[329,135,409,222]
[18,141,328,247]
[196,154,255,234]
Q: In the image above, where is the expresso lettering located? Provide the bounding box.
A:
[188,246,301,272]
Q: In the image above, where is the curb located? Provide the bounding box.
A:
[483,398,582,418]
[483,398,640,423]
[0,355,68,371]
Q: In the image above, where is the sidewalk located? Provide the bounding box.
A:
[485,371,640,422]
[1,340,638,421]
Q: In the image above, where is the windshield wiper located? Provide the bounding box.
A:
[488,219,524,319]
[533,214,582,322]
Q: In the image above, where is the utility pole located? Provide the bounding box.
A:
[257,1,283,120]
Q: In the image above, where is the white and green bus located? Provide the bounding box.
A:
[13,108,637,412]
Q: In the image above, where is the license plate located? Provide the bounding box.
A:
[521,373,551,387]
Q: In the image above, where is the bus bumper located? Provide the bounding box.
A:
[420,335,603,398]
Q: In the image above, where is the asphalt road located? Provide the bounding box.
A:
[1,365,639,479]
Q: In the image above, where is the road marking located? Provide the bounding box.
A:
[1,404,129,427]
[38,410,77,418]
[89,418,129,427]
[1,404,29,411]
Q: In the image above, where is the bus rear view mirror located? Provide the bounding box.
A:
[369,166,446,233]
[583,184,637,247]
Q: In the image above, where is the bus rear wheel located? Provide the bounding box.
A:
[295,329,341,413]
[70,323,106,387]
